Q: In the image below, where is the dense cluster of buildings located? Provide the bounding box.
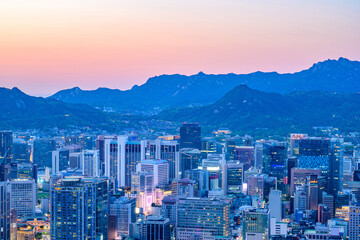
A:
[1,125,360,239]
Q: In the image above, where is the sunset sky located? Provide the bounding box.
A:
[1,0,359,96]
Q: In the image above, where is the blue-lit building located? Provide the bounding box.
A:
[298,138,330,175]
[50,176,109,240]
[263,141,287,190]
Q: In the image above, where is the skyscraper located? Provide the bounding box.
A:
[179,123,201,150]
[52,149,70,174]
[263,141,287,190]
[235,146,254,171]
[299,138,330,176]
[0,182,11,240]
[50,177,109,240]
[349,203,360,240]
[307,174,319,210]
[81,150,99,177]
[179,148,201,179]
[327,138,344,197]
[33,139,56,168]
[176,197,230,239]
[0,131,13,181]
[9,179,36,217]
[269,190,282,221]
[109,197,136,237]
[223,162,243,194]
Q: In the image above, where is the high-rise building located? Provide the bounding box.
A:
[242,208,270,240]
[0,182,11,240]
[289,133,308,156]
[263,141,287,190]
[307,174,319,210]
[235,146,254,171]
[13,140,29,163]
[9,179,36,217]
[109,197,136,237]
[161,196,177,226]
[145,216,171,240]
[176,197,230,239]
[81,150,99,177]
[179,148,201,179]
[254,142,263,169]
[294,186,307,211]
[349,203,360,240]
[322,192,334,218]
[327,138,344,197]
[248,174,265,198]
[52,149,70,174]
[0,131,13,181]
[299,138,330,176]
[269,190,282,221]
[223,162,243,194]
[50,177,109,240]
[179,123,201,150]
[290,168,321,195]
[33,139,56,168]
[138,159,169,186]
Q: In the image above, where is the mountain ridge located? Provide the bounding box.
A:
[49,58,360,112]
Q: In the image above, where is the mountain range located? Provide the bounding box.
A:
[159,84,360,134]
[0,87,121,130]
[50,57,360,112]
[1,57,360,133]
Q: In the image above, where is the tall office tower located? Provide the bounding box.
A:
[9,179,36,217]
[307,174,319,210]
[13,140,29,163]
[248,174,265,198]
[109,197,136,237]
[50,177,109,240]
[185,168,206,191]
[299,137,330,176]
[0,131,13,163]
[179,148,201,179]
[176,197,230,239]
[81,150,99,177]
[0,131,13,181]
[287,156,298,185]
[15,163,35,180]
[290,168,321,195]
[96,135,115,175]
[161,196,177,226]
[179,123,201,150]
[322,192,334,218]
[327,138,344,197]
[69,152,81,168]
[52,149,70,174]
[0,182,11,240]
[33,139,56,168]
[289,134,308,156]
[235,146,254,171]
[242,208,270,240]
[138,159,169,186]
[263,141,287,190]
[294,186,307,211]
[201,138,219,159]
[336,190,354,209]
[225,138,236,161]
[349,203,360,240]
[223,162,243,194]
[254,142,263,169]
[269,190,282,221]
[144,216,171,240]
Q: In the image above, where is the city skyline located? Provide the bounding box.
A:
[1,0,360,96]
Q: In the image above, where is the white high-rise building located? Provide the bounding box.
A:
[138,159,169,187]
[9,179,36,217]
[81,150,99,177]
[269,190,282,221]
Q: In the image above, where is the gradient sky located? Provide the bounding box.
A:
[1,0,359,96]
